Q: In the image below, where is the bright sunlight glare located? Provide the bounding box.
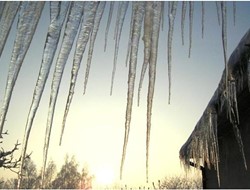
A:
[95,167,115,185]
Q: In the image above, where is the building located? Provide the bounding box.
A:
[179,29,250,188]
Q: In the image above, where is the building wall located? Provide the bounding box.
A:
[204,88,250,188]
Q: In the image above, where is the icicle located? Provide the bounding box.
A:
[0,2,6,20]
[248,58,250,92]
[83,2,106,94]
[18,2,70,188]
[221,2,229,108]
[188,1,194,58]
[201,2,205,39]
[104,2,114,52]
[110,2,129,95]
[0,2,44,137]
[113,3,121,41]
[60,2,99,146]
[146,2,161,183]
[209,108,220,186]
[228,80,247,170]
[181,2,187,45]
[42,2,84,186]
[161,2,164,31]
[0,2,20,57]
[137,2,153,106]
[167,1,178,104]
[216,2,221,26]
[120,2,145,180]
[233,2,236,26]
[125,5,135,68]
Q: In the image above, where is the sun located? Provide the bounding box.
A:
[95,167,115,185]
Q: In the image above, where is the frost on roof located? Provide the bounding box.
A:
[179,28,250,184]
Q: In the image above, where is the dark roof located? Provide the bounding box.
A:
[179,28,250,172]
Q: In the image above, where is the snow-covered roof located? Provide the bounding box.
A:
[179,28,250,176]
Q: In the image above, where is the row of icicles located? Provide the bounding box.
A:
[0,1,235,187]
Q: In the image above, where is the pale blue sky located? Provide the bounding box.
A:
[1,1,250,188]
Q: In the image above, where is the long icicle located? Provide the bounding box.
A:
[110,2,129,95]
[229,81,247,170]
[83,2,106,94]
[42,2,84,186]
[146,1,161,183]
[0,2,20,58]
[104,1,114,52]
[161,2,164,31]
[125,5,135,68]
[120,2,145,180]
[137,2,153,106]
[216,2,221,26]
[59,2,99,146]
[0,2,44,137]
[18,2,70,188]
[167,1,178,104]
[221,2,228,99]
[181,2,187,45]
[233,2,236,26]
[0,2,6,20]
[188,1,194,58]
[201,2,205,39]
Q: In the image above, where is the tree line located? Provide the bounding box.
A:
[0,154,93,189]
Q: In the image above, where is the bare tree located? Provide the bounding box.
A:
[0,131,22,174]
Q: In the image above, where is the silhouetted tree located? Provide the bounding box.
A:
[19,157,39,189]
[41,159,57,188]
[80,167,94,190]
[52,155,81,189]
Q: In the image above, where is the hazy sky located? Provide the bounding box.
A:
[1,1,250,188]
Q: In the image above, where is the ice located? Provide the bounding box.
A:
[216,2,221,26]
[248,58,250,92]
[120,2,145,180]
[0,2,20,57]
[180,28,250,185]
[188,2,194,58]
[125,6,135,68]
[221,2,228,104]
[110,2,129,95]
[181,2,187,45]
[228,80,247,169]
[42,2,84,186]
[60,2,99,146]
[161,2,164,31]
[233,2,236,26]
[137,2,153,106]
[167,1,178,104]
[202,2,205,39]
[104,2,114,52]
[83,2,106,94]
[0,2,44,137]
[146,2,162,183]
[0,2,6,20]
[18,2,70,187]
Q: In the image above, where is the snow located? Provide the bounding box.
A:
[179,28,250,184]
[0,2,246,185]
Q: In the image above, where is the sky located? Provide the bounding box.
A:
[1,1,250,188]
